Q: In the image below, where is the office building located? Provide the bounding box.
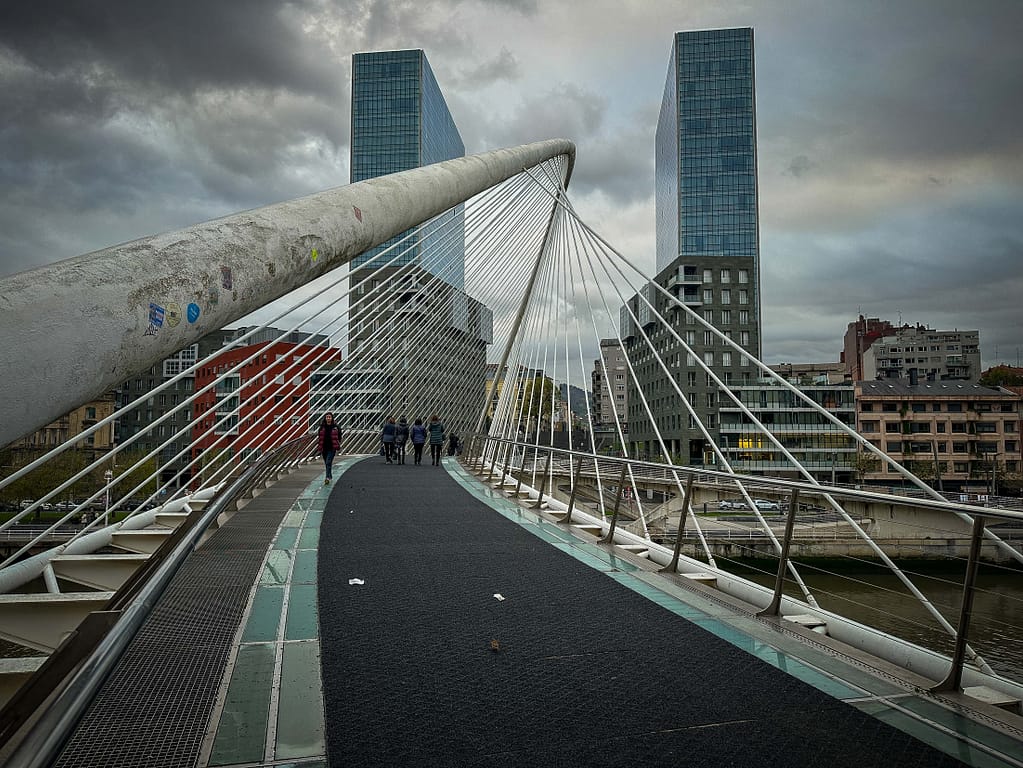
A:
[346,50,491,442]
[624,28,760,464]
[719,382,857,483]
[350,49,465,289]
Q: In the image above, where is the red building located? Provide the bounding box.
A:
[191,340,341,468]
[842,315,897,380]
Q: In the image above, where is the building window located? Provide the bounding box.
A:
[703,330,713,345]
[886,441,902,452]
[703,351,714,366]
[720,269,731,283]
[703,268,713,283]
[740,331,750,346]
[722,351,732,366]
[703,289,713,303]
[738,269,749,284]
[739,310,749,325]
[860,421,879,432]
[720,309,731,324]
[703,310,713,323]
[685,330,696,344]
[738,289,749,305]
[720,289,731,305]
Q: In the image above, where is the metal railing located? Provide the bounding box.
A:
[463,434,1023,700]
[0,437,316,766]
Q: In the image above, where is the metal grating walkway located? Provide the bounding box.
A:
[53,466,321,768]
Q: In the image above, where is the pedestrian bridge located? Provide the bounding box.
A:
[1,140,1022,766]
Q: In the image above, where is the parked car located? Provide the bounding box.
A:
[19,500,35,510]
[718,499,745,510]
[754,499,781,511]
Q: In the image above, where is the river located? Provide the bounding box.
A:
[734,561,1023,683]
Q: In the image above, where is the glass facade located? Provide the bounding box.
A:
[656,28,757,271]
[350,50,465,288]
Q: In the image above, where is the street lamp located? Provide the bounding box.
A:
[103,468,113,525]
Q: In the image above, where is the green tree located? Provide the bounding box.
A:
[110,449,160,503]
[516,377,559,432]
[851,450,881,484]
[979,366,1023,388]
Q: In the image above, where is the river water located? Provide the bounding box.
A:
[736,563,1023,683]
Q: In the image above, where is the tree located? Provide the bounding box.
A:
[110,449,160,503]
[851,450,881,484]
[516,377,559,433]
[979,366,1023,388]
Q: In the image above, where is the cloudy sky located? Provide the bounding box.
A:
[2,0,1021,367]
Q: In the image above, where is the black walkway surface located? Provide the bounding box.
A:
[318,457,966,768]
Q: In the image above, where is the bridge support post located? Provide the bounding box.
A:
[599,464,629,544]
[498,442,514,489]
[532,451,553,510]
[561,456,585,525]
[757,490,800,617]
[659,474,695,574]
[932,514,987,692]
[485,439,500,482]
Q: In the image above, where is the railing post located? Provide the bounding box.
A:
[757,490,800,617]
[532,450,553,509]
[485,438,506,482]
[599,463,629,544]
[660,474,695,574]
[561,456,585,525]
[498,441,514,490]
[932,514,987,692]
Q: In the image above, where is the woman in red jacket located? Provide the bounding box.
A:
[317,412,342,485]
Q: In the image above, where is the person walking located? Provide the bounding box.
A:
[447,430,460,457]
[317,412,342,485]
[410,418,428,465]
[427,414,445,466]
[381,417,397,464]
[394,416,410,465]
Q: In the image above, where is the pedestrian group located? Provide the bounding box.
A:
[317,412,461,483]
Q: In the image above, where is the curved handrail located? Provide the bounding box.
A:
[0,436,316,766]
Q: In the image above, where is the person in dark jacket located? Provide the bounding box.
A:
[427,414,445,466]
[317,412,342,485]
[447,430,460,456]
[410,418,428,465]
[381,417,397,464]
[394,416,410,465]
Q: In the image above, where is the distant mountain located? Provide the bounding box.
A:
[558,383,591,417]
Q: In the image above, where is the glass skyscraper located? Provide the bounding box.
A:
[656,28,758,275]
[624,28,761,465]
[350,49,465,289]
[341,49,490,444]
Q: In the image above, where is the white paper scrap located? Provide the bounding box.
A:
[493,593,505,601]
[349,578,365,585]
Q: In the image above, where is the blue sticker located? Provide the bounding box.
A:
[149,303,165,328]
[187,303,201,323]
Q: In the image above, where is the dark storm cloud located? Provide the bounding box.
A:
[756,0,1023,178]
[0,0,354,276]
[0,0,340,96]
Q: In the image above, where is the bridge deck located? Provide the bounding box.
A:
[316,458,968,767]
[47,456,1020,767]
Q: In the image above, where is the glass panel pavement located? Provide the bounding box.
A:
[202,459,359,767]
[202,456,1020,767]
